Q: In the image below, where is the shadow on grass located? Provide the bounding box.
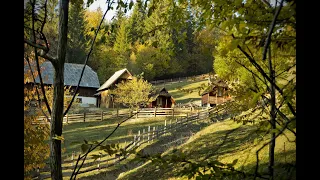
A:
[77,121,213,180]
[116,121,296,180]
[62,116,181,156]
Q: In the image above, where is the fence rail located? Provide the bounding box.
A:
[149,73,210,86]
[34,107,209,124]
[34,106,228,179]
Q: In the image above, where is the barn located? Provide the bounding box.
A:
[95,68,133,108]
[24,61,100,107]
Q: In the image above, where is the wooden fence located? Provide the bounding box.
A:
[34,107,226,179]
[150,73,210,86]
[34,107,208,124]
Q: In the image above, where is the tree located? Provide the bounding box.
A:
[111,77,152,109]
[24,1,135,178]
[113,17,130,69]
[127,0,146,44]
[189,0,296,179]
[66,0,88,64]
[24,64,50,179]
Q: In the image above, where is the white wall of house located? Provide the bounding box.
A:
[65,95,97,107]
[78,96,97,107]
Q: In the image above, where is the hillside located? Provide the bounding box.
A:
[154,79,209,105]
[118,119,296,180]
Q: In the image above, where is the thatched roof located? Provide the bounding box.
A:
[24,61,100,88]
[97,68,132,92]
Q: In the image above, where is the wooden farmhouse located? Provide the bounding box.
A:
[24,61,100,107]
[201,79,231,107]
[95,68,133,108]
[148,87,175,108]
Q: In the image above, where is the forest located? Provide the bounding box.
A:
[24,0,296,179]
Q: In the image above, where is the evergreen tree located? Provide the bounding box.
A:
[66,0,88,64]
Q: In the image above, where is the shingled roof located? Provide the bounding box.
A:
[24,61,100,88]
[97,68,132,92]
[148,87,174,102]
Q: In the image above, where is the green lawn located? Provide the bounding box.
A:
[155,79,209,104]
[61,116,174,157]
[117,119,296,180]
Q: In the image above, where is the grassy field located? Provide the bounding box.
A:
[43,79,295,180]
[61,116,174,157]
[117,119,296,180]
[154,79,209,104]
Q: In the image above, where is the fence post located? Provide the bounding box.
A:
[172,108,174,118]
[143,129,145,142]
[148,126,151,143]
[101,111,103,121]
[98,153,101,170]
[66,114,69,124]
[71,151,75,166]
[156,126,159,139]
[154,107,157,117]
[117,108,119,117]
[84,112,86,122]
[197,110,200,123]
[138,130,141,145]
[133,135,136,146]
[136,108,139,119]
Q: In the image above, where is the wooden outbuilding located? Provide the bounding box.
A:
[201,79,231,107]
[94,68,133,108]
[148,87,175,108]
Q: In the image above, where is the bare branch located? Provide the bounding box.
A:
[64,0,113,116]
[24,38,49,51]
[70,112,136,179]
[237,45,296,117]
[25,56,51,122]
[262,0,285,60]
[261,0,272,8]
[38,49,56,62]
[30,0,52,115]
[253,117,295,179]
[261,95,296,136]
[275,63,296,77]
[234,60,270,91]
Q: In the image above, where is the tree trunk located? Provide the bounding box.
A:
[50,0,69,179]
[268,47,276,180]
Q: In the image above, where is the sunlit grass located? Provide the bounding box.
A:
[118,119,296,180]
[155,79,209,104]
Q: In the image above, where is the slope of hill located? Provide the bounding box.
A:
[118,119,296,180]
[154,79,209,105]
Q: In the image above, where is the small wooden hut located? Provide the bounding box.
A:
[201,79,231,107]
[148,87,175,108]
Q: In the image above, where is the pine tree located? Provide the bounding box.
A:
[66,0,88,64]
